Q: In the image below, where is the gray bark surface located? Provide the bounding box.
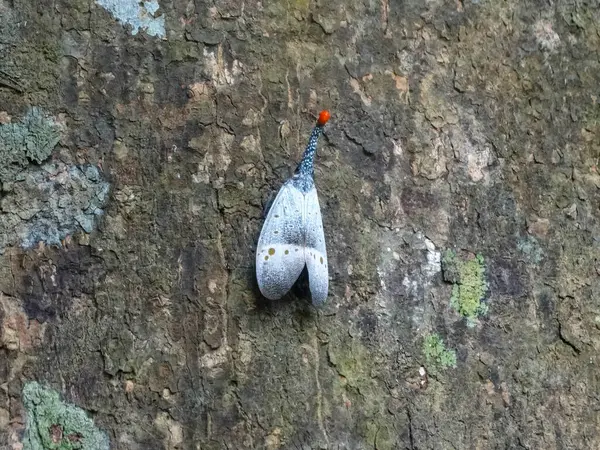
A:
[1,0,600,448]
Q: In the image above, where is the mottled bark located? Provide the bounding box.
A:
[1,0,600,449]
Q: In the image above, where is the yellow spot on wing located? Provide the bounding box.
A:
[268,248,275,255]
[285,250,289,255]
[265,256,269,260]
[320,257,323,264]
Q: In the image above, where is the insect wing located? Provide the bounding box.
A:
[256,181,306,300]
[303,186,328,305]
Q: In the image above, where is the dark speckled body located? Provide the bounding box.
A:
[291,125,324,192]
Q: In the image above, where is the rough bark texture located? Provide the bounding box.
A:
[1,0,600,448]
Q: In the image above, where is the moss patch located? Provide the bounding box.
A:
[423,333,457,370]
[327,336,398,447]
[22,381,109,450]
[442,250,488,325]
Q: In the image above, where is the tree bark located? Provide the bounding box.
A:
[1,0,600,448]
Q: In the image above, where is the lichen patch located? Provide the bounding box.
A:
[423,333,457,370]
[95,0,166,38]
[0,163,110,253]
[0,107,61,185]
[21,382,109,450]
[442,250,489,326]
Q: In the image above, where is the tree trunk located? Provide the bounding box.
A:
[1,0,599,448]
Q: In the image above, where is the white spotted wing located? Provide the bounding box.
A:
[256,182,329,304]
[256,181,306,300]
[303,186,328,304]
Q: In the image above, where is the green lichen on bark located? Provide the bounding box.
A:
[442,250,488,324]
[22,382,109,450]
[0,107,60,184]
[423,333,457,370]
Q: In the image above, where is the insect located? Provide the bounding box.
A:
[256,110,331,305]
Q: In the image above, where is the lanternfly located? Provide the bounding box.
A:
[256,110,331,305]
